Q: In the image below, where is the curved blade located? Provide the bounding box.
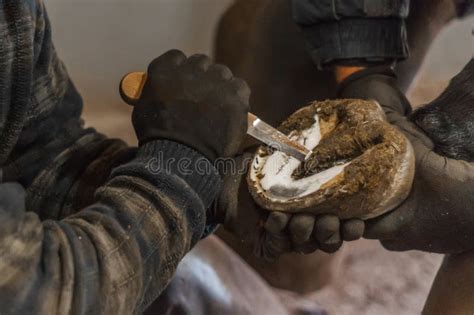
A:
[247,113,310,161]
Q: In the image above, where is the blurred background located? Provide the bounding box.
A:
[45,1,473,314]
[46,0,234,143]
[45,0,472,141]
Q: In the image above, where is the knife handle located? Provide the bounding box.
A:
[120,71,147,106]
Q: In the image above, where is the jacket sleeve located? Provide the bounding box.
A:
[292,0,410,68]
[0,1,221,313]
[0,139,221,314]
[0,0,137,220]
[1,0,220,234]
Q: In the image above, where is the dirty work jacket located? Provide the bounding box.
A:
[0,1,220,314]
[293,0,474,68]
[292,0,411,67]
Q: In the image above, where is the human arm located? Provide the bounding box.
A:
[0,47,250,314]
[292,0,410,68]
[232,0,412,258]
[0,0,137,220]
[0,1,250,309]
[340,62,474,253]
[0,139,220,314]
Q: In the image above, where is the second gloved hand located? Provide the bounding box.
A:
[129,50,250,162]
[339,65,474,254]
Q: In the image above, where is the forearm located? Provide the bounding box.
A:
[292,0,410,68]
[0,0,135,218]
[0,140,220,314]
[18,124,137,220]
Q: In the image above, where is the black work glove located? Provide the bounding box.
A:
[339,66,474,254]
[248,68,410,257]
[129,50,250,162]
[263,212,365,255]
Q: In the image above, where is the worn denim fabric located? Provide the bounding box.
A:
[292,0,410,67]
[0,1,220,314]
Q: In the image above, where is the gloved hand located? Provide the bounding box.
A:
[249,67,413,257]
[339,66,474,254]
[263,211,365,254]
[212,152,365,259]
[128,49,250,162]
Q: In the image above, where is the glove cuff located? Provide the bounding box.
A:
[136,140,222,208]
[337,66,412,119]
[301,18,409,69]
[337,66,396,94]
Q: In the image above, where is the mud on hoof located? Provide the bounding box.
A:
[248,99,415,219]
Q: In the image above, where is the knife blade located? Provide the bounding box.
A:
[247,113,310,161]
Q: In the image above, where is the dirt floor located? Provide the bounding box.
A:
[306,240,442,314]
